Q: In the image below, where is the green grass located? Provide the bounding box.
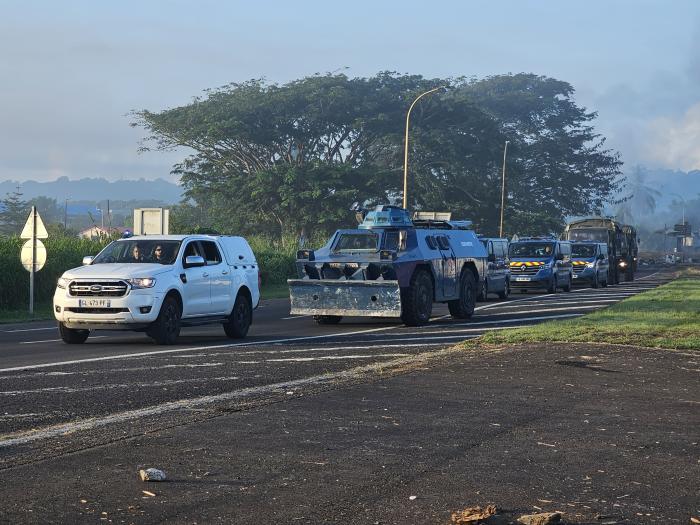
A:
[0,302,54,324]
[478,277,700,350]
[260,283,290,300]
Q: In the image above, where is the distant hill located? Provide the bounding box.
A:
[0,177,184,203]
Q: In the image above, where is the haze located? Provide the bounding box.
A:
[1,0,699,183]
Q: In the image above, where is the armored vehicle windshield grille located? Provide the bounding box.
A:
[69,281,129,297]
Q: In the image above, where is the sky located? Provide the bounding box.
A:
[1,0,699,184]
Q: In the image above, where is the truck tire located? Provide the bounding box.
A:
[448,270,477,319]
[591,272,599,288]
[401,269,433,326]
[148,296,181,345]
[313,315,342,325]
[547,276,557,294]
[497,279,510,300]
[224,293,252,338]
[58,322,89,344]
[626,265,634,282]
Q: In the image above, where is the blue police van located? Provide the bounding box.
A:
[477,237,510,300]
[508,237,573,293]
[571,241,609,288]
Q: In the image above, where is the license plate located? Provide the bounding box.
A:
[515,277,531,282]
[78,299,111,308]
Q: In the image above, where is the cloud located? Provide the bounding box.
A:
[646,102,700,171]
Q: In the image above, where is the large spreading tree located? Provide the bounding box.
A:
[133,72,622,238]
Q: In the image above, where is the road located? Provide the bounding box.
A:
[0,268,667,455]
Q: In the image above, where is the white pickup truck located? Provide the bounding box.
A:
[53,235,260,345]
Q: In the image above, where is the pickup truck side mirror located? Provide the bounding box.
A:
[82,256,94,265]
[184,255,206,268]
[487,253,496,263]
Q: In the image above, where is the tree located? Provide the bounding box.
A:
[0,190,28,235]
[134,72,623,237]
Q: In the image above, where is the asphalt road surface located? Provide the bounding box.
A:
[1,267,693,524]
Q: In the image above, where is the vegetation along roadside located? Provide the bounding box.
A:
[474,272,700,350]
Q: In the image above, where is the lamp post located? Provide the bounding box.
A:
[499,140,510,238]
[402,86,444,209]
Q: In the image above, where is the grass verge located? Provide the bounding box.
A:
[0,303,54,324]
[478,277,700,350]
[260,283,290,300]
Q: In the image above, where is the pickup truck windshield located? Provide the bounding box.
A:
[572,244,596,258]
[92,240,182,265]
[333,232,379,253]
[509,242,555,258]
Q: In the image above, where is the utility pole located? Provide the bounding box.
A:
[499,140,509,238]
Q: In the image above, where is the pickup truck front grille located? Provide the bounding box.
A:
[68,281,129,297]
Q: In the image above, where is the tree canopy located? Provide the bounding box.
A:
[133,72,622,238]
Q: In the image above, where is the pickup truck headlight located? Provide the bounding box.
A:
[56,277,70,289]
[127,277,157,289]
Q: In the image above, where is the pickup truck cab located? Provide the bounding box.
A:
[508,237,573,293]
[53,235,260,345]
[571,242,609,288]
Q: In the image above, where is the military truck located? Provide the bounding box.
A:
[563,218,637,283]
[288,205,488,326]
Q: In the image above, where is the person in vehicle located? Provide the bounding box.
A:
[130,244,143,262]
[151,244,166,263]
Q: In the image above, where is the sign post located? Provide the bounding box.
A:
[20,207,48,314]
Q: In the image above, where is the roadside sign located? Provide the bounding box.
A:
[20,208,48,239]
[21,239,47,271]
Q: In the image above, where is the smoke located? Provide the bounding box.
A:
[647,103,700,171]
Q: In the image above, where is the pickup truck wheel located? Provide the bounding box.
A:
[401,269,433,326]
[313,315,342,325]
[148,296,181,345]
[497,279,510,299]
[224,293,252,338]
[448,270,476,319]
[58,322,89,344]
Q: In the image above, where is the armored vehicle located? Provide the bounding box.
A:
[477,237,510,300]
[571,241,609,288]
[288,206,488,326]
[508,237,573,293]
[563,218,636,283]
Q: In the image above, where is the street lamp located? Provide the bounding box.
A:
[499,140,510,237]
[402,86,444,209]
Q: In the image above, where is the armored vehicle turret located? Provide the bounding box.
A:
[288,205,488,326]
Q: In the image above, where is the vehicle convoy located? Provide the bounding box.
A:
[563,218,637,283]
[53,235,260,345]
[477,237,510,300]
[288,206,488,326]
[571,242,609,288]
[508,237,573,293]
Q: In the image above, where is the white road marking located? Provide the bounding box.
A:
[281,315,311,320]
[264,353,410,363]
[2,327,56,333]
[0,356,435,447]
[0,325,403,373]
[20,336,110,345]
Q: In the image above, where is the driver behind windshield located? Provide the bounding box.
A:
[130,244,143,262]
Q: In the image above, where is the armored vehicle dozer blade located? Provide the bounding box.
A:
[288,279,402,317]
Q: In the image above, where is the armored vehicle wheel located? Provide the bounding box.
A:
[448,270,477,319]
[148,296,181,345]
[497,279,510,300]
[401,269,433,326]
[562,275,572,292]
[224,293,252,338]
[313,315,342,325]
[58,322,89,344]
[547,276,557,294]
[477,280,488,301]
